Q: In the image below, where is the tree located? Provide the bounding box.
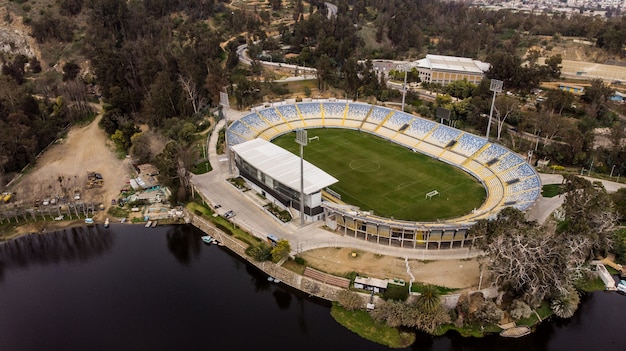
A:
[545,89,574,115]
[509,299,532,320]
[415,285,441,313]
[472,207,571,305]
[560,175,617,259]
[179,74,200,115]
[551,289,580,318]
[336,290,364,311]
[130,132,152,164]
[582,79,615,120]
[269,0,282,11]
[544,54,563,79]
[493,95,518,141]
[246,243,272,262]
[271,239,291,262]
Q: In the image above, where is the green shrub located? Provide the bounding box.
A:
[382,284,409,301]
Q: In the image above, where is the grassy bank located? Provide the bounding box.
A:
[330,304,415,348]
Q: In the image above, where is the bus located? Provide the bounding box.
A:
[267,234,280,247]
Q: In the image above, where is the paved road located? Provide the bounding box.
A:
[526,173,626,224]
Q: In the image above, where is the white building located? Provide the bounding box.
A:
[231,138,338,222]
[414,54,491,86]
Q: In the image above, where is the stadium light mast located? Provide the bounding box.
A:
[486,79,503,140]
[399,62,417,112]
[219,91,233,174]
[296,129,308,225]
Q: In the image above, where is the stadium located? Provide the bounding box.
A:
[226,100,541,250]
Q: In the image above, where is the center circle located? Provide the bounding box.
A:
[349,159,381,172]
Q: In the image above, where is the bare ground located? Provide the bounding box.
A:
[299,247,486,291]
[11,107,130,234]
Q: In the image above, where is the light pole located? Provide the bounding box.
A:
[486,79,503,140]
[296,129,308,225]
[611,164,616,178]
[399,62,416,112]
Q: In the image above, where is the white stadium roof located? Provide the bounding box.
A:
[231,138,338,195]
[415,54,490,74]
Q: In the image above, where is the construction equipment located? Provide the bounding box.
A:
[86,172,104,188]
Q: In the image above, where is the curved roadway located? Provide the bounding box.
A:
[236,2,337,77]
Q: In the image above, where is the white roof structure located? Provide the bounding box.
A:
[231,138,338,195]
[415,54,490,74]
[354,276,389,289]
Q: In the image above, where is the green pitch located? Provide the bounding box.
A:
[272,128,486,221]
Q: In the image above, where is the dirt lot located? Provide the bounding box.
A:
[10,108,130,234]
[299,247,485,291]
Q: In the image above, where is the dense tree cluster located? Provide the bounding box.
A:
[370,285,451,334]
[471,176,617,309]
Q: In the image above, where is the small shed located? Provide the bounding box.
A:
[354,276,389,293]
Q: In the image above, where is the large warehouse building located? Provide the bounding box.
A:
[231,138,338,222]
[414,54,490,86]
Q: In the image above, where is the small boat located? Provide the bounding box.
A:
[201,235,213,244]
[273,279,281,284]
[500,325,531,338]
[85,218,94,226]
[151,220,157,228]
[618,280,626,294]
[267,277,275,282]
[104,218,110,228]
[145,220,152,228]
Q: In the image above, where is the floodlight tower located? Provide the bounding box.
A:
[486,79,503,140]
[219,91,233,174]
[295,129,308,225]
[399,62,418,112]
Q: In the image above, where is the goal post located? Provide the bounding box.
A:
[426,190,440,199]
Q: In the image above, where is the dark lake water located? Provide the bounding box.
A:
[1,224,625,351]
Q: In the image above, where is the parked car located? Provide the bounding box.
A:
[224,210,235,219]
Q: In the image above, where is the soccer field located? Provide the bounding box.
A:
[272,129,486,221]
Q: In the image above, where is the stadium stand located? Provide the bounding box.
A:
[258,108,282,124]
[407,118,437,139]
[509,176,541,193]
[368,106,393,123]
[323,102,348,119]
[226,101,541,250]
[347,103,372,120]
[276,105,300,122]
[426,125,462,147]
[241,113,271,131]
[385,112,413,130]
[474,144,508,165]
[297,103,322,119]
[454,133,488,157]
[492,153,524,173]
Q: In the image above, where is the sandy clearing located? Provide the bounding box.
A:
[12,106,130,224]
[299,247,485,291]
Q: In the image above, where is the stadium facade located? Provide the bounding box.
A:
[226,100,540,250]
[231,138,337,222]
